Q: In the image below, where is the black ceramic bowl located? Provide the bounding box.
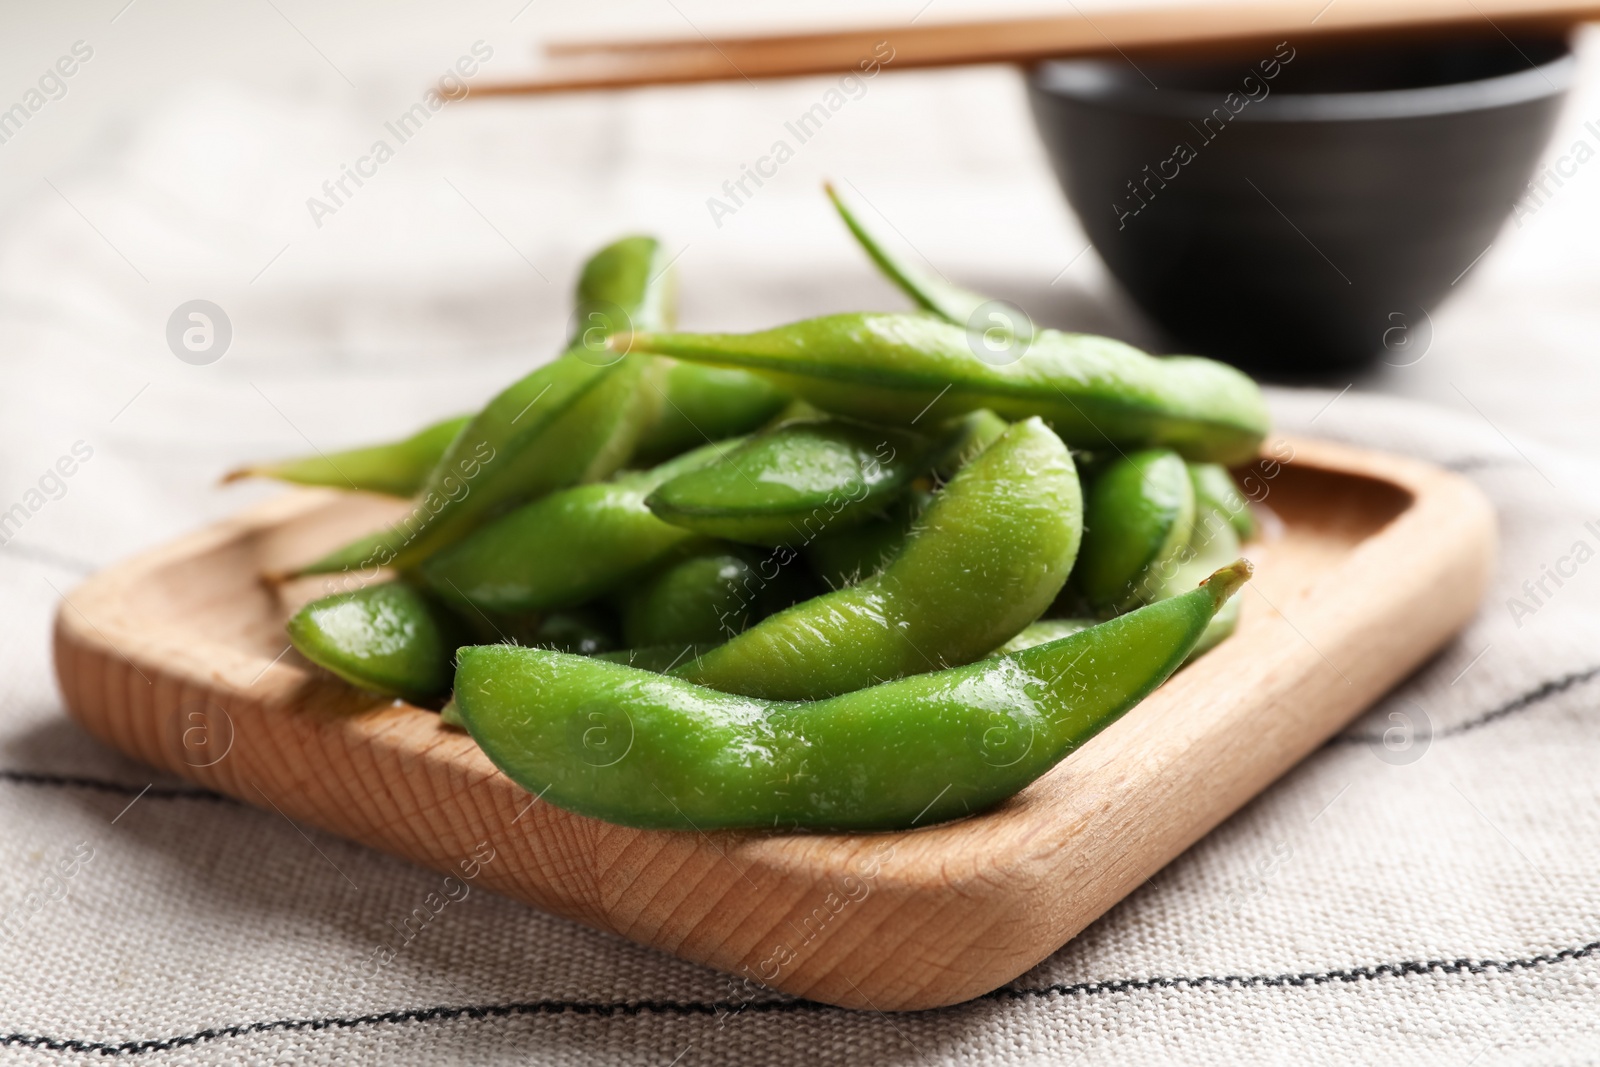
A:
[1028,35,1574,372]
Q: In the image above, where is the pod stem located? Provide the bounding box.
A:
[1201,559,1254,606]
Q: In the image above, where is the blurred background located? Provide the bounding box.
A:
[1,0,1597,571]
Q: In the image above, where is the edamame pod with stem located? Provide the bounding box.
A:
[294,235,677,576]
[225,414,470,497]
[417,439,733,614]
[453,561,1251,831]
[586,236,792,467]
[622,312,1268,464]
[672,416,1082,700]
[294,354,657,575]
[237,236,676,502]
[825,182,992,328]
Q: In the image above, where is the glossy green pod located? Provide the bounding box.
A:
[295,354,656,576]
[672,416,1082,700]
[621,544,820,647]
[801,411,1004,588]
[623,312,1268,464]
[804,488,931,588]
[825,182,992,328]
[1183,576,1240,661]
[571,235,676,341]
[286,582,462,702]
[594,643,718,673]
[1157,480,1248,660]
[294,235,677,576]
[620,550,758,647]
[225,414,470,497]
[417,439,730,614]
[453,561,1250,831]
[631,362,792,466]
[1189,462,1257,541]
[646,418,934,547]
[990,617,1093,656]
[933,409,1011,481]
[523,610,620,656]
[447,604,618,655]
[1076,449,1195,614]
[581,238,789,467]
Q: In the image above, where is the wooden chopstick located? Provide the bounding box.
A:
[475,0,1597,96]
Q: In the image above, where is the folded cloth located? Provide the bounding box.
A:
[2,86,1598,1067]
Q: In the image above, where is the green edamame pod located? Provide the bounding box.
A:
[620,550,757,647]
[631,363,792,466]
[624,313,1268,464]
[933,409,1010,482]
[731,410,993,578]
[454,561,1251,831]
[448,605,618,655]
[673,416,1082,700]
[1076,449,1195,614]
[1174,476,1245,570]
[646,417,934,547]
[1185,576,1240,661]
[804,488,931,588]
[523,609,620,656]
[225,414,470,497]
[294,236,676,576]
[583,238,789,467]
[417,439,732,614]
[595,644,717,673]
[571,235,675,341]
[287,581,462,702]
[621,544,819,647]
[990,617,1093,656]
[802,410,1001,589]
[825,182,992,328]
[1158,480,1248,661]
[1189,462,1257,541]
[295,355,656,576]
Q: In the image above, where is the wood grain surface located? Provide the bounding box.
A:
[482,0,1598,94]
[52,434,1494,1010]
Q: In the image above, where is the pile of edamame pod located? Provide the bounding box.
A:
[241,188,1267,832]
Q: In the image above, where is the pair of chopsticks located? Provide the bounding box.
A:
[477,0,1599,96]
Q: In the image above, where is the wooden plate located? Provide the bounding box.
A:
[52,434,1494,1011]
